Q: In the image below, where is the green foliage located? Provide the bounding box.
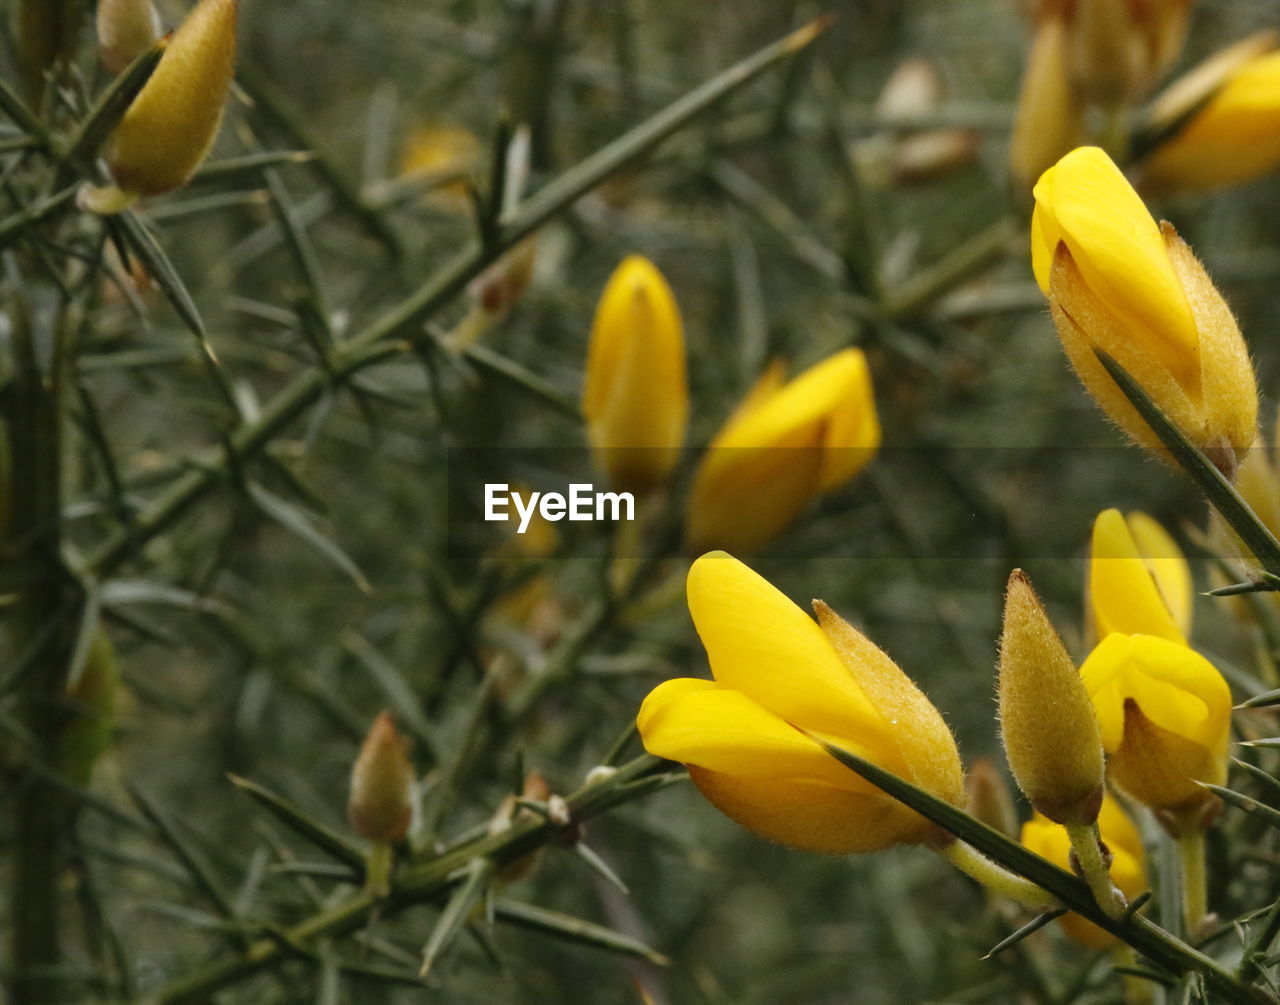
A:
[4,1,1280,1004]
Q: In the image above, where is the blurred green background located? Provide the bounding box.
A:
[6,0,1280,1001]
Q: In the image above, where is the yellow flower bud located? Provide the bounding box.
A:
[1010,12,1086,194]
[1141,46,1280,193]
[581,255,688,494]
[1079,633,1231,813]
[348,712,416,844]
[684,349,880,555]
[636,552,964,855]
[1020,792,1147,949]
[96,0,163,74]
[1089,507,1191,644]
[1032,146,1258,472]
[998,570,1104,826]
[100,0,238,205]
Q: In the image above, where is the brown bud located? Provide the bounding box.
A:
[347,712,415,843]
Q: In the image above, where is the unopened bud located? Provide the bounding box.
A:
[89,0,237,212]
[998,570,1104,826]
[348,712,415,843]
[96,0,164,74]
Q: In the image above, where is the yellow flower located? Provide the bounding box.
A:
[998,570,1104,825]
[1089,507,1192,644]
[1032,146,1257,473]
[1020,793,1147,949]
[1141,45,1280,193]
[81,0,236,214]
[1010,11,1085,194]
[582,255,688,494]
[1079,633,1231,813]
[684,349,880,555]
[636,553,964,855]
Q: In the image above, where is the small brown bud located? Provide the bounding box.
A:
[347,712,415,843]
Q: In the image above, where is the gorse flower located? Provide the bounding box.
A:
[82,0,238,213]
[1079,633,1230,814]
[1010,10,1084,193]
[637,552,964,854]
[684,349,880,555]
[1082,508,1231,815]
[1032,146,1257,475]
[582,255,688,494]
[1089,507,1192,644]
[1021,793,1147,949]
[1009,0,1191,191]
[1141,42,1280,194]
[998,570,1104,826]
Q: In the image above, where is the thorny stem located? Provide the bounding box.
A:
[149,754,675,1003]
[5,288,81,1002]
[1066,822,1127,920]
[79,18,831,584]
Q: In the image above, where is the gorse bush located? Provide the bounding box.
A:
[5,1,1280,1003]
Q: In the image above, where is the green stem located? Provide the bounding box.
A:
[881,216,1018,320]
[938,840,1058,912]
[5,296,78,1004]
[1179,824,1208,937]
[79,19,828,584]
[150,755,674,1003]
[1067,822,1127,919]
[363,841,393,898]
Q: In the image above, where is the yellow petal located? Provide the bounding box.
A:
[1143,51,1280,192]
[684,350,878,553]
[684,440,825,555]
[582,255,688,489]
[1032,147,1198,369]
[815,349,881,491]
[1090,508,1186,643]
[637,681,878,791]
[1010,16,1085,192]
[687,765,933,854]
[685,553,889,743]
[1080,633,1231,751]
[1124,511,1194,636]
